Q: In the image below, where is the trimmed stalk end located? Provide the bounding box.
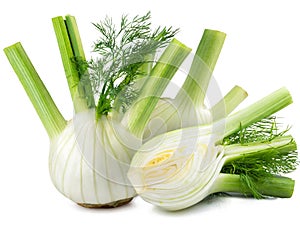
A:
[212,173,295,199]
[224,87,293,138]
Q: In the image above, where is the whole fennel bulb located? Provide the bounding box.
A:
[144,29,247,141]
[49,109,139,207]
[4,14,189,207]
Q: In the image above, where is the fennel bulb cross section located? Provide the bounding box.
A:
[128,128,225,210]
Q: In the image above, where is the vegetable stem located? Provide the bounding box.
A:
[176,29,226,107]
[65,16,95,109]
[138,53,154,77]
[64,16,86,58]
[211,85,248,120]
[4,43,66,138]
[219,87,292,140]
[133,53,155,90]
[125,39,191,138]
[212,173,295,198]
[223,135,296,163]
[52,16,94,112]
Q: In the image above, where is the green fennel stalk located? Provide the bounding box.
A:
[212,174,295,198]
[4,43,66,138]
[177,29,226,106]
[125,39,191,138]
[52,15,95,113]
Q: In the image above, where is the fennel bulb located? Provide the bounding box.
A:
[128,88,298,211]
[49,109,139,207]
[4,14,189,207]
[4,43,138,207]
[144,29,248,140]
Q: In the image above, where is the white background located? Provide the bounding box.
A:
[0,0,299,224]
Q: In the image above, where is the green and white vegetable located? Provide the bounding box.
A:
[4,12,298,211]
[143,29,248,140]
[4,13,188,207]
[128,87,298,211]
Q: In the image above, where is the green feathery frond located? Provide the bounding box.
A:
[85,11,178,117]
[222,117,298,198]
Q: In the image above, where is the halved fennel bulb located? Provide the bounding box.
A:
[129,88,297,211]
[129,125,296,211]
[129,127,225,210]
[49,109,140,207]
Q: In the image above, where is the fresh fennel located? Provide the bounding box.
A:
[88,11,179,117]
[4,12,297,211]
[143,29,248,140]
[128,87,298,211]
[4,13,187,207]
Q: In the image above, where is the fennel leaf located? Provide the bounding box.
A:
[80,11,178,117]
[222,117,298,198]
[222,116,290,145]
